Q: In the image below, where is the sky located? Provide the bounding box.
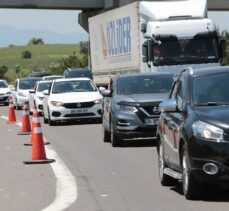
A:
[0,9,228,47]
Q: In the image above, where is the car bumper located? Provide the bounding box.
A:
[49,104,102,121]
[0,95,10,103]
[189,136,229,184]
[113,111,159,139]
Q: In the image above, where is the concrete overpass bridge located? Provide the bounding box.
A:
[0,0,228,31]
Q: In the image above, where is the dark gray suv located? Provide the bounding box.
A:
[101,72,174,147]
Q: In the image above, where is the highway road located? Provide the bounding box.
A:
[1,105,229,211]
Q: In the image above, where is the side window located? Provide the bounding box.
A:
[176,81,183,110]
[171,81,179,99]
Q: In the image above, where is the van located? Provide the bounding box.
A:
[63,68,93,80]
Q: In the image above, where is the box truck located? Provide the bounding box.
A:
[89,0,226,86]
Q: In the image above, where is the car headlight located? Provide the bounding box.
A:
[94,99,102,104]
[51,101,64,107]
[118,104,137,113]
[18,92,27,97]
[192,120,224,141]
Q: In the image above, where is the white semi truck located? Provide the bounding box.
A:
[89,0,226,86]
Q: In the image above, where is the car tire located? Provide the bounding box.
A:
[110,121,122,147]
[102,121,110,143]
[182,144,202,200]
[48,108,56,126]
[158,140,178,186]
[43,116,48,124]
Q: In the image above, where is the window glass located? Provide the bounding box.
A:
[52,80,97,94]
[193,72,229,105]
[117,75,173,95]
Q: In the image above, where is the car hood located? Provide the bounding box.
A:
[50,92,102,103]
[116,93,169,106]
[193,106,229,130]
[0,88,10,94]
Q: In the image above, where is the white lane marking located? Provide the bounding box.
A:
[1,115,78,211]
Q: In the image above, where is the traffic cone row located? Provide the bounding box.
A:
[6,99,55,165]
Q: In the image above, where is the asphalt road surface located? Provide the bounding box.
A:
[1,105,229,211]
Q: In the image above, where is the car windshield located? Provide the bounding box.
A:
[19,79,41,90]
[0,81,8,88]
[153,37,218,65]
[43,76,62,80]
[117,75,173,95]
[37,82,52,92]
[52,80,97,94]
[193,72,229,105]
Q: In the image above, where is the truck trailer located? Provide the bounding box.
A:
[89,0,226,86]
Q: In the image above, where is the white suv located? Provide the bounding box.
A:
[11,78,41,110]
[0,80,11,106]
[43,78,103,125]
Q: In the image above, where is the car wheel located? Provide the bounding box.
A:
[102,121,110,142]
[48,108,56,126]
[158,140,178,186]
[182,144,202,199]
[110,121,122,147]
[43,115,48,124]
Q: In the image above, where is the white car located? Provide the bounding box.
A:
[28,80,52,114]
[43,78,103,125]
[0,79,11,106]
[42,75,62,81]
[11,78,41,110]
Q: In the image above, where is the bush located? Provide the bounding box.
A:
[0,65,8,79]
[22,50,32,59]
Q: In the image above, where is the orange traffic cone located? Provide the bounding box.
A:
[18,101,31,135]
[7,96,17,124]
[24,105,49,146]
[23,117,55,164]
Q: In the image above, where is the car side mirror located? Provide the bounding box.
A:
[99,86,106,93]
[43,90,49,96]
[159,99,177,112]
[101,89,112,97]
[29,90,35,94]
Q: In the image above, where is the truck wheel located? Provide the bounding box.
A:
[182,144,202,199]
[110,122,121,147]
[102,121,110,142]
[158,140,178,186]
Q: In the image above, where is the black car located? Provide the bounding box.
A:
[101,72,174,147]
[157,66,229,199]
[63,68,93,80]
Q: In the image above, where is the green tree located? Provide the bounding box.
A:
[27,37,44,45]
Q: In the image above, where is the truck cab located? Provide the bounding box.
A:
[140,1,226,74]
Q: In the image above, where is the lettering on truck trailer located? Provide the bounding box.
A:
[100,16,131,64]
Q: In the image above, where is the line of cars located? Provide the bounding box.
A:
[10,69,103,126]
[4,65,229,200]
[99,66,229,200]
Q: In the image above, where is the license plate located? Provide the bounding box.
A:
[71,108,88,114]
[145,118,159,126]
